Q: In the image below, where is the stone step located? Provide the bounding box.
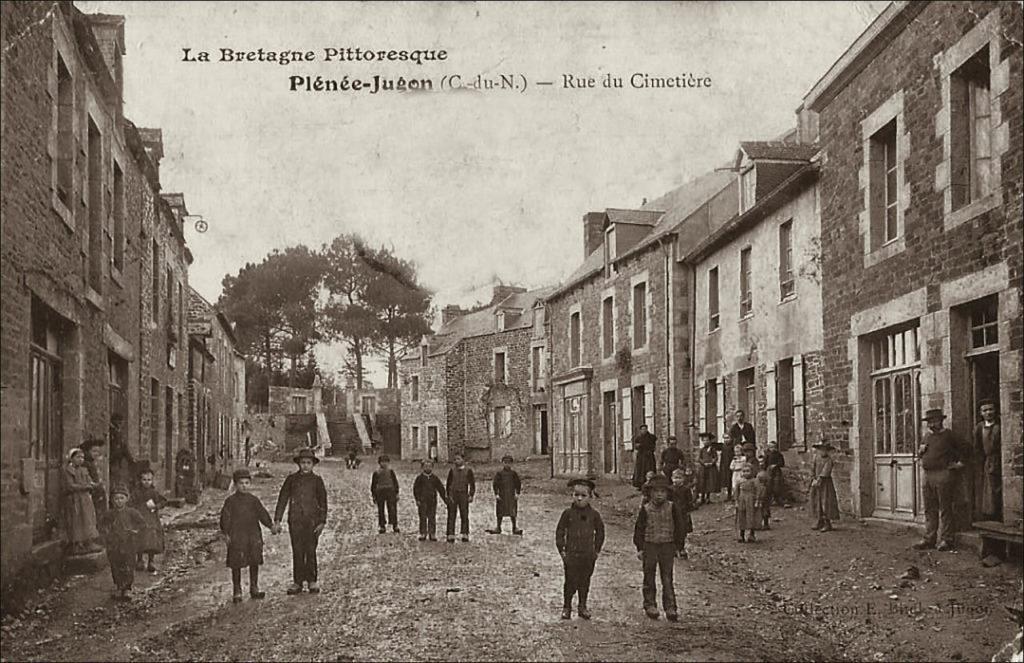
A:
[63,549,108,574]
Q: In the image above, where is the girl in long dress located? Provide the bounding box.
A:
[809,442,841,531]
[63,448,100,554]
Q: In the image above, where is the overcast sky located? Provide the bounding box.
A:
[79,0,887,385]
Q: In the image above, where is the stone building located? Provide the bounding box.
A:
[0,2,192,598]
[686,140,823,490]
[400,285,552,463]
[187,287,245,485]
[800,1,1022,527]
[545,171,734,478]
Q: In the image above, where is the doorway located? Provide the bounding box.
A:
[533,406,549,455]
[602,391,617,474]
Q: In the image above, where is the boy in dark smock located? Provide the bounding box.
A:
[370,454,400,534]
[220,468,274,602]
[101,485,146,601]
[487,455,523,535]
[445,453,475,542]
[413,459,447,541]
[274,448,328,594]
[555,478,604,620]
[132,468,167,572]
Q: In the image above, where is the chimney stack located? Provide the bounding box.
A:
[138,128,164,181]
[441,305,464,326]
[583,212,605,257]
[84,14,125,102]
[491,285,527,305]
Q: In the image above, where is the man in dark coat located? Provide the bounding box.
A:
[446,453,476,542]
[631,425,658,489]
[556,478,605,621]
[274,448,328,594]
[660,436,684,479]
[913,409,965,552]
[973,399,1001,520]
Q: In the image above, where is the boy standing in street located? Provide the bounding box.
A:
[370,455,400,534]
[101,484,146,601]
[413,459,446,541]
[220,468,274,603]
[487,455,523,535]
[555,478,605,621]
[274,448,328,595]
[446,453,475,543]
[633,475,687,621]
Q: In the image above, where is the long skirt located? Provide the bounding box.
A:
[137,508,165,554]
[698,465,719,494]
[810,477,841,521]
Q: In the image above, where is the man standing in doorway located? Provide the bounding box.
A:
[723,410,755,501]
[913,408,965,552]
[631,425,658,490]
[974,399,1001,520]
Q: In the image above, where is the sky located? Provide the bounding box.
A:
[78,0,888,385]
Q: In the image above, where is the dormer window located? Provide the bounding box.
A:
[604,226,617,278]
[739,166,756,212]
[496,311,506,332]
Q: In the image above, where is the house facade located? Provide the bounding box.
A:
[400,286,552,463]
[803,1,1023,526]
[688,141,825,488]
[0,2,192,597]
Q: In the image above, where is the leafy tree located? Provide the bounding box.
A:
[321,235,376,388]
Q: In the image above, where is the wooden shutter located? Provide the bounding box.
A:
[716,379,726,441]
[697,383,706,434]
[621,387,632,450]
[644,384,655,432]
[793,355,806,450]
[765,364,777,448]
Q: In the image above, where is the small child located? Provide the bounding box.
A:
[734,465,765,542]
[487,454,523,535]
[809,442,840,532]
[633,475,687,621]
[445,453,476,543]
[346,448,361,469]
[762,441,786,506]
[555,478,604,621]
[101,485,146,601]
[275,447,329,595]
[640,470,658,505]
[413,459,447,541]
[729,444,748,498]
[132,469,167,572]
[370,455,400,534]
[756,470,772,530]
[220,468,274,602]
[670,468,695,559]
[62,448,101,555]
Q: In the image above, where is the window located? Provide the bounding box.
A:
[776,359,795,451]
[496,311,506,332]
[493,406,512,437]
[632,281,647,349]
[420,344,428,367]
[112,162,125,272]
[602,296,614,359]
[738,368,755,420]
[779,221,794,300]
[951,47,992,210]
[708,267,720,331]
[739,167,756,212]
[871,326,921,456]
[869,119,899,245]
[531,345,545,392]
[411,375,420,402]
[55,55,73,207]
[290,395,308,414]
[150,378,160,461]
[151,240,159,323]
[570,310,581,366]
[178,282,184,350]
[87,117,103,291]
[532,306,545,338]
[165,386,174,464]
[411,426,420,449]
[739,248,752,318]
[30,298,64,463]
[494,351,507,384]
[968,295,998,351]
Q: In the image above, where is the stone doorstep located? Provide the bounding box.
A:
[62,549,108,574]
[860,516,984,555]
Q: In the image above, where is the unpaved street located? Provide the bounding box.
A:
[1,459,1019,662]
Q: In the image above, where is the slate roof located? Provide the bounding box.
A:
[605,208,663,227]
[738,141,819,162]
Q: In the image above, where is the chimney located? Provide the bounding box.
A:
[84,14,125,100]
[583,212,605,257]
[795,104,819,144]
[441,305,464,326]
[138,128,164,180]
[491,285,526,305]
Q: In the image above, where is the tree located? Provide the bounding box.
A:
[321,235,377,389]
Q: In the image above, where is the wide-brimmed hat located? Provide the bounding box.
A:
[232,468,251,483]
[812,441,834,451]
[643,475,673,493]
[922,408,946,421]
[293,448,320,464]
[110,484,130,497]
[567,478,595,492]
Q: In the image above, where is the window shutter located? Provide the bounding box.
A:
[621,387,632,450]
[765,364,777,448]
[793,354,806,450]
[644,384,655,432]
[716,379,726,441]
[489,409,496,437]
[697,384,706,434]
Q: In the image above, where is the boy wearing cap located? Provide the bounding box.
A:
[761,441,786,506]
[101,484,146,601]
[913,409,965,551]
[555,478,605,620]
[274,448,329,594]
[446,453,476,543]
[696,433,719,505]
[634,475,687,620]
[221,468,275,602]
[413,459,447,541]
[487,455,523,535]
[370,455,400,534]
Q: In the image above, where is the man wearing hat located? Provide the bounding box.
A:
[914,408,965,551]
[274,448,329,594]
[973,399,1001,520]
